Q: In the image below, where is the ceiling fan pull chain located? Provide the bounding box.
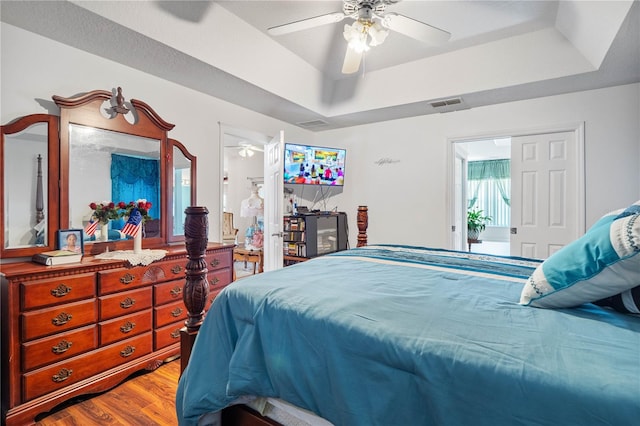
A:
[361,52,366,78]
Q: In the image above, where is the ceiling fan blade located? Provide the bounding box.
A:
[382,13,451,45]
[268,12,346,36]
[342,45,363,74]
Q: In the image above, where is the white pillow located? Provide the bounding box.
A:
[520,201,640,308]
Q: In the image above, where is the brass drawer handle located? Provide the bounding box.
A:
[120,297,136,309]
[120,321,136,333]
[210,276,220,285]
[210,258,220,268]
[52,368,73,383]
[170,307,183,317]
[170,329,180,339]
[171,265,183,274]
[52,340,73,354]
[170,286,182,297]
[120,345,135,358]
[50,284,72,297]
[120,273,135,284]
[52,312,72,326]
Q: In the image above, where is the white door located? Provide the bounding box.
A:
[510,131,583,259]
[263,131,284,271]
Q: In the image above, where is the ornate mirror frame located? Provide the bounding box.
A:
[0,88,197,259]
[55,88,172,254]
[0,114,60,258]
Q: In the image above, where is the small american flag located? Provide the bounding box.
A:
[122,208,143,237]
[85,218,98,236]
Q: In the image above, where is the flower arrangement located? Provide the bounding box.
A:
[89,201,120,224]
[118,199,153,223]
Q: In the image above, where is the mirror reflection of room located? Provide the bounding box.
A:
[3,123,49,249]
[68,125,160,244]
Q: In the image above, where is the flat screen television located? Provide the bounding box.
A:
[284,143,346,186]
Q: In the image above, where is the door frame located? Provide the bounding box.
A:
[446,122,585,251]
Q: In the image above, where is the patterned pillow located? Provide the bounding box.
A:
[520,201,640,308]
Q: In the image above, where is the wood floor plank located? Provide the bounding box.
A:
[35,360,180,426]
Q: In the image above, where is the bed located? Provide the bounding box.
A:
[176,229,640,426]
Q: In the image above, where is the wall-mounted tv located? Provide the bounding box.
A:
[284,143,346,186]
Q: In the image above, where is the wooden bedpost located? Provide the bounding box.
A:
[180,206,210,373]
[357,205,368,247]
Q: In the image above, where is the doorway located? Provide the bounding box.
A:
[220,124,270,277]
[453,138,511,256]
[448,123,585,259]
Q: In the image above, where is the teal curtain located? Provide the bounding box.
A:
[467,159,510,208]
[111,154,160,221]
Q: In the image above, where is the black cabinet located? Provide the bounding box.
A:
[283,213,348,259]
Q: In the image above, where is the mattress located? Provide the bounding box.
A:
[177,245,640,426]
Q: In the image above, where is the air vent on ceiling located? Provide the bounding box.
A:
[429,97,468,113]
[430,97,462,108]
[297,119,328,128]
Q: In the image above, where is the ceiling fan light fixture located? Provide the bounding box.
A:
[368,22,388,46]
[239,147,255,157]
[344,19,388,53]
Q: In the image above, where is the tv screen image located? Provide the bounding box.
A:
[284,143,346,186]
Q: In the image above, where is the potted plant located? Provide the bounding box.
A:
[467,208,492,241]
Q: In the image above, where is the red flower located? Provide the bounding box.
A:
[89,202,97,210]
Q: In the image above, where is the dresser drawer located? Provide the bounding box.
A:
[21,299,97,341]
[208,267,232,292]
[99,310,152,345]
[206,251,233,271]
[98,266,151,295]
[154,279,184,306]
[156,258,188,279]
[99,287,153,321]
[154,300,187,328]
[22,332,152,402]
[21,325,98,372]
[154,321,182,350]
[21,273,96,310]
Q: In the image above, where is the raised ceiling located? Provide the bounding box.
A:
[1,1,639,131]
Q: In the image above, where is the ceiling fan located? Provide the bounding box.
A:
[267,0,451,74]
[231,143,264,158]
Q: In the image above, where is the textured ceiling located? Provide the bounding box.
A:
[1,1,638,131]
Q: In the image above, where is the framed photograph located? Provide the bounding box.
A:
[56,229,84,254]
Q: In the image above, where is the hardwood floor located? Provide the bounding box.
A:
[35,360,180,426]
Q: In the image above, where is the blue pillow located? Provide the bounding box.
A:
[520,200,640,308]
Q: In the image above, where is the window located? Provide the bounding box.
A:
[467,159,510,227]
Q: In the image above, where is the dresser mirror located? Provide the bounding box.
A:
[0,88,198,258]
[1,114,59,258]
[68,124,162,244]
[169,139,197,242]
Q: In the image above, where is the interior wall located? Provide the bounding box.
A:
[316,83,640,248]
[1,23,312,242]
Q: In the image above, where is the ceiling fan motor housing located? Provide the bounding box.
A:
[343,0,392,22]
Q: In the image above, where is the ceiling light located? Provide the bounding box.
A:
[239,147,255,157]
[343,20,389,53]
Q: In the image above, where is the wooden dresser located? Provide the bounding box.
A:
[1,243,233,426]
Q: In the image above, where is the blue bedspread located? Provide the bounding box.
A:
[176,245,640,426]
